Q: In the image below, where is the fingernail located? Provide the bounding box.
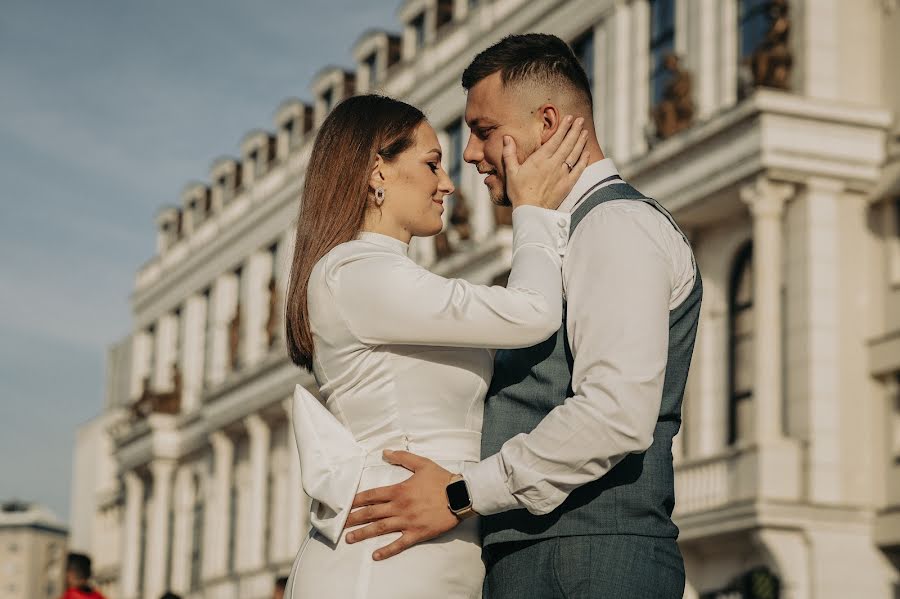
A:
[346,533,355,543]
[383,449,393,456]
[373,551,383,560]
[503,135,510,145]
[565,115,573,123]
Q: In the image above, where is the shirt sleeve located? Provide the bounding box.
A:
[462,202,684,515]
[329,205,570,349]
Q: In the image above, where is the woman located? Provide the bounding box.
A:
[283,94,588,598]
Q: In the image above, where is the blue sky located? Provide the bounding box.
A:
[0,1,401,521]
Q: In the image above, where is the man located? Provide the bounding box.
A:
[61,553,106,599]
[273,575,288,599]
[345,33,701,598]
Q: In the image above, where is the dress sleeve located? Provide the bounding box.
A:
[329,206,570,349]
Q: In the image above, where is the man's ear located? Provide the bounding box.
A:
[368,154,386,192]
[537,104,561,145]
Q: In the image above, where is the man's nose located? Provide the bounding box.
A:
[463,133,481,164]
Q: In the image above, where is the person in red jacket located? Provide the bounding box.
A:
[60,552,106,599]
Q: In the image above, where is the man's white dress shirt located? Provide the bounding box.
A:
[462,159,697,516]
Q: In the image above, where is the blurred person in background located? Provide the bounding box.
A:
[61,552,106,599]
[273,576,288,599]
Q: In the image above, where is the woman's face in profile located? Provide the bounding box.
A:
[380,122,456,239]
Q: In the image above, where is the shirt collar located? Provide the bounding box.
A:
[357,231,410,256]
[557,158,621,214]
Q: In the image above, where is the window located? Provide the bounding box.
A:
[363,52,378,89]
[444,119,463,187]
[146,324,156,390]
[172,307,182,388]
[165,505,174,589]
[137,485,149,594]
[890,198,900,285]
[264,462,274,562]
[227,479,237,573]
[728,243,754,445]
[190,476,204,591]
[649,0,676,107]
[571,30,595,91]
[411,13,426,50]
[321,88,334,114]
[230,267,244,372]
[202,287,213,389]
[739,0,774,62]
[437,0,454,29]
[266,243,280,349]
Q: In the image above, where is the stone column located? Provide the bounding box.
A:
[740,176,801,501]
[242,414,271,571]
[719,0,738,108]
[693,0,719,119]
[611,0,633,162]
[630,0,650,157]
[740,176,793,443]
[154,312,178,391]
[181,295,207,412]
[243,252,273,368]
[130,330,153,399]
[144,459,175,599]
[269,447,288,562]
[120,471,144,599]
[204,432,234,578]
[207,273,239,387]
[168,466,194,594]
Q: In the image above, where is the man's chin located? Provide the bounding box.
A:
[487,182,511,206]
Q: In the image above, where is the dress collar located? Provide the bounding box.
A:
[357,231,410,256]
[558,158,622,214]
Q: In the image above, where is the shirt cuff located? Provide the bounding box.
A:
[512,205,570,258]
[461,454,519,516]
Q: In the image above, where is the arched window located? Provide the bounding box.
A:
[728,242,754,445]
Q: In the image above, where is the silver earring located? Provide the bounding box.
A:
[374,187,385,207]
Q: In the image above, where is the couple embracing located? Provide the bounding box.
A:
[282,33,701,599]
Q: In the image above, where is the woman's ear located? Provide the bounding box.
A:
[368,154,386,193]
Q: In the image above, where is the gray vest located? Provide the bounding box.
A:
[481,180,703,547]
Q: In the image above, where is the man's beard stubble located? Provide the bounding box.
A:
[488,174,512,207]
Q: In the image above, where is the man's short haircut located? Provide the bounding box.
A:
[275,576,289,590]
[461,33,593,107]
[66,552,92,580]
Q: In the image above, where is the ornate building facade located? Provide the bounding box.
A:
[69,1,900,598]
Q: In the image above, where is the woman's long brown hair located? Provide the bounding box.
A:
[285,95,425,370]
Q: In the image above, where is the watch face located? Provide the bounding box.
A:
[447,479,471,512]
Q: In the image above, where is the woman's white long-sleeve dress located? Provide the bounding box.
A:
[286,205,569,599]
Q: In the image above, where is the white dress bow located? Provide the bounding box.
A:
[291,384,367,544]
